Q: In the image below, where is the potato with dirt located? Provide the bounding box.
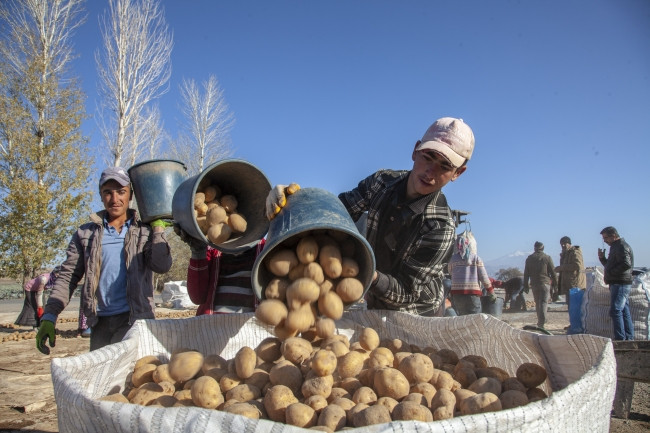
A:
[168,350,204,383]
[318,404,347,431]
[373,367,410,401]
[311,349,338,377]
[285,402,318,428]
[191,375,224,409]
[460,392,502,415]
[398,353,434,384]
[225,383,261,403]
[269,360,304,395]
[353,404,392,427]
[264,384,299,423]
[224,402,261,419]
[266,248,299,277]
[235,346,257,379]
[516,362,548,388]
[296,236,319,264]
[255,299,288,326]
[337,350,365,379]
[392,400,434,422]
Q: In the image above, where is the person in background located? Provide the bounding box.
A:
[36,166,173,353]
[15,272,50,329]
[447,231,494,315]
[598,226,634,341]
[554,235,586,307]
[496,276,526,311]
[175,225,265,315]
[523,241,558,330]
[266,117,476,316]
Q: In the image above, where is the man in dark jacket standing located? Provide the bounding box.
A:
[36,167,173,353]
[523,242,558,329]
[598,226,635,341]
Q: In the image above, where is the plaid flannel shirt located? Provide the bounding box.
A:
[339,169,455,316]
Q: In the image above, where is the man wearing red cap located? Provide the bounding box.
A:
[267,117,474,316]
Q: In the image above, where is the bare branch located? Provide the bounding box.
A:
[95,0,173,166]
[172,75,234,176]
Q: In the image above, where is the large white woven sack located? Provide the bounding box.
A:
[582,267,650,339]
[51,311,615,433]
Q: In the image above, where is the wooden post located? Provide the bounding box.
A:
[612,340,650,419]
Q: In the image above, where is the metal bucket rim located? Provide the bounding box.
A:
[174,158,271,253]
[127,158,187,173]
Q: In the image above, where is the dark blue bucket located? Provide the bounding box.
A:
[251,187,376,304]
[171,159,271,253]
[127,159,187,223]
[481,296,504,317]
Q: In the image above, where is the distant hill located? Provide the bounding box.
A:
[483,251,530,275]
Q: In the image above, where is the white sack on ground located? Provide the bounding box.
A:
[51,311,615,433]
[582,267,650,340]
[160,280,197,309]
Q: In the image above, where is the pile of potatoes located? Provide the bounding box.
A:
[1,330,37,342]
[256,231,366,340]
[100,328,549,431]
[193,184,247,245]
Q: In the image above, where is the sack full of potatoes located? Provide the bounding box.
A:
[51,311,615,433]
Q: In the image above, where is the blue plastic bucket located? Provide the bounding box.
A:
[127,159,187,223]
[251,187,376,304]
[171,159,271,253]
[481,296,504,317]
[568,287,585,334]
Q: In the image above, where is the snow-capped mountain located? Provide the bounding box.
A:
[483,251,530,275]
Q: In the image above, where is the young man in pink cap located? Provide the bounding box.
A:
[36,166,173,353]
[267,117,474,316]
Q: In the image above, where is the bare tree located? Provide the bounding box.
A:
[125,106,166,166]
[0,0,92,283]
[172,75,234,176]
[141,105,168,161]
[96,0,173,167]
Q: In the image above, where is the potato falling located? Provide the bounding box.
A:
[258,231,362,339]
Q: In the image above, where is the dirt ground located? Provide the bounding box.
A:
[0,298,648,432]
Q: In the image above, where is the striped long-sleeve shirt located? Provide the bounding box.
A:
[448,253,492,296]
[186,240,265,315]
[339,169,455,316]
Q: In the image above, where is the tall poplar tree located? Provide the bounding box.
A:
[0,0,92,284]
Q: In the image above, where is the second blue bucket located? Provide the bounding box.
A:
[127,159,188,223]
[172,159,271,253]
[251,187,376,304]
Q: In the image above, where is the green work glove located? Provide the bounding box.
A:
[488,294,497,304]
[150,219,173,228]
[524,286,530,294]
[36,320,56,355]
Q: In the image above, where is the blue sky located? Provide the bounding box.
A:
[71,0,649,267]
